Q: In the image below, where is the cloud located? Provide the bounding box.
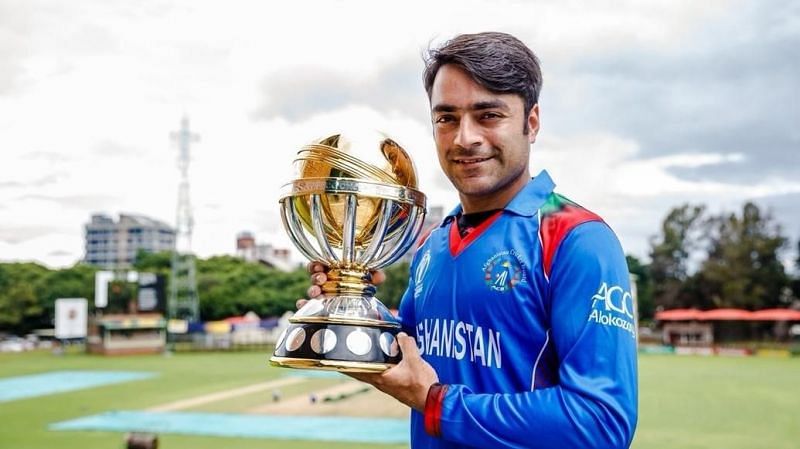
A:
[0,173,68,189]
[14,193,118,209]
[758,192,800,242]
[22,151,75,163]
[0,0,33,95]
[253,57,429,124]
[47,249,72,257]
[0,224,62,244]
[529,130,800,259]
[543,0,800,184]
[0,232,84,268]
[91,140,143,158]
[250,2,799,188]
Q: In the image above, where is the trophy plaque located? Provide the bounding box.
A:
[270,132,427,372]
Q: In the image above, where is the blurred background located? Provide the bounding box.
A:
[1,1,798,448]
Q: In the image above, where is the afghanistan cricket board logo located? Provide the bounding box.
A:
[483,250,527,292]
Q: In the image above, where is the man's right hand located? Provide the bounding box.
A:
[295,262,386,310]
[295,261,329,310]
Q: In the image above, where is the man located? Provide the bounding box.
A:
[303,32,638,449]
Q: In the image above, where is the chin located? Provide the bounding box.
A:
[455,179,497,197]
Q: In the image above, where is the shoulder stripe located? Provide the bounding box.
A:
[539,193,603,279]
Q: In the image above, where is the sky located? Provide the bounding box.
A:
[1,0,798,268]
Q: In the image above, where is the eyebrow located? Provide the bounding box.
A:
[432,99,510,113]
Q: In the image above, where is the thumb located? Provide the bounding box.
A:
[396,332,419,357]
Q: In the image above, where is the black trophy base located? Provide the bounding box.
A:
[269,322,402,373]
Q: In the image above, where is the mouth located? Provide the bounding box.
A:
[453,157,492,165]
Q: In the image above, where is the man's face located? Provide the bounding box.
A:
[430,64,539,210]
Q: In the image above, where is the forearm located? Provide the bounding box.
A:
[429,383,636,449]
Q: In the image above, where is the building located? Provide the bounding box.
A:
[236,231,295,271]
[87,313,167,355]
[85,213,176,269]
[655,307,800,349]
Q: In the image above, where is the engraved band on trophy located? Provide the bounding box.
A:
[270,132,427,372]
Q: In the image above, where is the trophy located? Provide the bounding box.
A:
[270,132,427,372]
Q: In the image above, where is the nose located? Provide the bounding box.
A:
[453,116,483,149]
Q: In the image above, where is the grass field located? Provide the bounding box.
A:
[1,349,798,449]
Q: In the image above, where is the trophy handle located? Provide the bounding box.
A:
[357,199,394,265]
[371,203,425,269]
[341,194,358,264]
[281,198,324,262]
[310,194,341,263]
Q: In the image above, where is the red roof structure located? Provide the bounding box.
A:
[656,308,800,321]
[654,308,703,321]
[699,308,754,321]
[749,308,800,321]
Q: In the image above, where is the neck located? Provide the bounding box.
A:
[459,171,530,214]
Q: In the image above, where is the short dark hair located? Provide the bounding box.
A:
[423,32,543,121]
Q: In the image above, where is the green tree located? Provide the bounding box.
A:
[196,256,308,320]
[378,262,411,310]
[649,204,706,309]
[34,263,97,328]
[792,239,800,301]
[626,255,654,321]
[697,202,789,309]
[0,282,42,334]
[0,262,50,334]
[133,249,172,275]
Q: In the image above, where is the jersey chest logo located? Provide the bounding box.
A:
[482,250,527,292]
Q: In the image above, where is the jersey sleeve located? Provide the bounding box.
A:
[430,221,638,449]
[398,273,416,336]
[397,252,418,336]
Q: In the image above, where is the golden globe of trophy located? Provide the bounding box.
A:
[270,132,427,372]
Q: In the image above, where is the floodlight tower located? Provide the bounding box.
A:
[168,116,200,322]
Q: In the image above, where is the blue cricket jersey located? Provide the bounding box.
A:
[398,170,638,449]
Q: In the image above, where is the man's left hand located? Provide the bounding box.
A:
[349,332,438,412]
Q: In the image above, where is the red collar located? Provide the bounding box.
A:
[448,210,503,257]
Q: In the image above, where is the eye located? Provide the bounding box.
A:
[435,115,456,124]
[480,112,503,120]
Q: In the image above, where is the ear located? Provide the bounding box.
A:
[527,104,540,144]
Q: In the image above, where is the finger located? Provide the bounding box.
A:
[371,269,386,285]
[306,285,322,299]
[396,332,419,357]
[307,261,328,274]
[311,272,327,286]
[295,298,308,310]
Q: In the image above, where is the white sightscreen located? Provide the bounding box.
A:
[55,298,88,339]
[94,271,113,308]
